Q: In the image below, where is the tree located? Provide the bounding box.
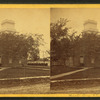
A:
[51,18,69,40]
[80,31,100,60]
[27,34,44,61]
[0,31,42,66]
[51,18,78,66]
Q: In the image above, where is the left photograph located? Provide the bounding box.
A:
[0,8,50,94]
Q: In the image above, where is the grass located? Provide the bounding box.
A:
[26,65,50,69]
[0,82,50,94]
[0,66,50,79]
[0,65,50,88]
[51,65,83,76]
[51,79,100,92]
[54,67,100,80]
[51,67,100,91]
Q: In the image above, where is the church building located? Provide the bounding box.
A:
[73,19,99,67]
[66,19,100,68]
[0,19,26,67]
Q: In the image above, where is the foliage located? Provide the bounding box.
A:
[0,31,42,61]
[51,18,79,65]
[51,18,100,68]
[80,31,100,58]
[51,18,69,40]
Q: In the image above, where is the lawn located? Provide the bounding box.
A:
[26,65,50,69]
[51,65,83,76]
[0,66,50,79]
[0,82,50,94]
[54,67,100,80]
[51,67,100,90]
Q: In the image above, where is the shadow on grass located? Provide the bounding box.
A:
[0,77,50,88]
[50,79,100,90]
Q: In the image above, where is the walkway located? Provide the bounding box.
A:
[51,67,92,79]
[0,75,50,81]
[0,67,9,71]
[26,67,50,71]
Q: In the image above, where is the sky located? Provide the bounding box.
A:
[51,8,100,35]
[0,8,50,58]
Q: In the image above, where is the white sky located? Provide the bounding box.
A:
[51,8,100,35]
[0,8,50,58]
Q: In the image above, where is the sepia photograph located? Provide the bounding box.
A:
[0,8,50,94]
[1,4,100,97]
[50,8,100,94]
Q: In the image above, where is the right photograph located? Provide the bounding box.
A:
[50,8,100,93]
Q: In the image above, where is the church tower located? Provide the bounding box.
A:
[83,19,98,33]
[1,19,16,32]
[80,20,98,67]
[0,19,16,67]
